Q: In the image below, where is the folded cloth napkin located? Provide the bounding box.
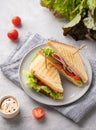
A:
[1,33,96,123]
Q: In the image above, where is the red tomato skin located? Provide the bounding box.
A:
[51,63,63,70]
[54,63,63,70]
[64,69,81,80]
[32,107,45,119]
[64,69,75,77]
[12,16,21,26]
[7,29,18,41]
[73,75,81,80]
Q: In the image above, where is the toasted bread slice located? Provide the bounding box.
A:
[30,54,63,93]
[46,40,88,83]
[39,49,82,87]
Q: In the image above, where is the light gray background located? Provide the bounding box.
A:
[0,0,96,130]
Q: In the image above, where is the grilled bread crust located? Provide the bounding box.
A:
[30,54,63,93]
[46,40,88,83]
[39,50,83,87]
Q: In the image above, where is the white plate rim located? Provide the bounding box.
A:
[19,44,92,106]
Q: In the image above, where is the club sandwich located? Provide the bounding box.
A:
[25,52,64,99]
[39,40,88,87]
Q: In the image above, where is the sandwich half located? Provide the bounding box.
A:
[25,52,64,99]
[40,40,88,87]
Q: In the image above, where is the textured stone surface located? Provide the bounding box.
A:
[0,0,96,129]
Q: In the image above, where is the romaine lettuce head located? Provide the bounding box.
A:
[40,0,83,19]
[40,0,55,9]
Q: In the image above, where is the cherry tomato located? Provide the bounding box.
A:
[7,29,18,41]
[12,16,21,26]
[32,107,45,119]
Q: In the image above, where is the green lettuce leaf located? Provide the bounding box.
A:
[83,11,96,30]
[42,47,55,55]
[63,14,81,35]
[87,0,96,16]
[40,0,55,9]
[25,71,63,99]
[64,14,81,28]
[40,0,83,19]
[40,0,96,42]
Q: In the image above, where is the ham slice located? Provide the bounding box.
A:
[52,53,77,75]
[52,53,66,66]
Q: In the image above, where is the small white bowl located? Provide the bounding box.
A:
[0,95,20,118]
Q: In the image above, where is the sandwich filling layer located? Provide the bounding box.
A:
[25,72,63,99]
[42,48,83,86]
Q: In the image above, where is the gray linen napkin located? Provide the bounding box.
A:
[1,33,96,123]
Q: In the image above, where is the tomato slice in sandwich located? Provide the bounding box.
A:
[64,69,81,81]
[64,69,75,77]
[73,75,81,80]
[51,63,63,70]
